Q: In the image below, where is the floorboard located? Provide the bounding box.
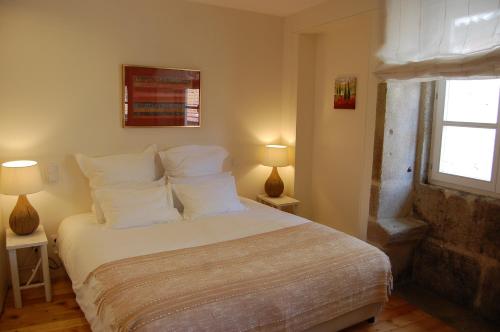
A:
[0,277,457,332]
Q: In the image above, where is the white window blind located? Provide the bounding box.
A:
[377,0,500,80]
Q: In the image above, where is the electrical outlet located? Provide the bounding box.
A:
[45,162,60,183]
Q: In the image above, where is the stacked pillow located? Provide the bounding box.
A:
[75,145,181,229]
[159,145,246,220]
[76,144,246,227]
[93,183,180,229]
[75,145,157,188]
[158,145,228,177]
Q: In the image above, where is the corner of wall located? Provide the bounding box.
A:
[0,198,8,314]
[282,3,383,236]
[280,31,300,199]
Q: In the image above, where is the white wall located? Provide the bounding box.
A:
[310,12,380,237]
[0,0,284,255]
[289,35,317,219]
[282,0,382,239]
[0,209,6,313]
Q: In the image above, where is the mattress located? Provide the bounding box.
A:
[58,198,391,331]
[58,198,306,288]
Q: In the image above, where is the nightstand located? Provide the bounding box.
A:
[256,194,300,214]
[6,225,52,308]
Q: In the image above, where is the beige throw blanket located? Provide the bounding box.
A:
[83,223,392,331]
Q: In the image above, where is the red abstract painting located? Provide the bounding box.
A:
[334,77,356,110]
[123,66,201,127]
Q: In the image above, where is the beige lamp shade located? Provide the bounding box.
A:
[0,160,43,195]
[262,145,289,167]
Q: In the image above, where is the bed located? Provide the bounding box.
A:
[58,198,392,332]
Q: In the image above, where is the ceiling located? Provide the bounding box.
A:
[188,0,329,17]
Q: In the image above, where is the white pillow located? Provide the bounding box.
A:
[167,172,232,212]
[75,145,157,188]
[168,172,232,185]
[91,177,173,224]
[159,145,228,177]
[171,174,246,220]
[93,185,182,229]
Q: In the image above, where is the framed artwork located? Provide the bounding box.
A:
[122,65,201,127]
[334,76,356,110]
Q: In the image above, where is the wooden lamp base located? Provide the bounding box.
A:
[265,166,284,198]
[9,194,39,236]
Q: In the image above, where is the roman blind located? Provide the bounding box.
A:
[377,0,500,80]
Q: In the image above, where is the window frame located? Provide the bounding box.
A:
[429,80,500,197]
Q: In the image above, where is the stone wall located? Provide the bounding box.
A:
[368,82,427,282]
[370,81,500,322]
[412,184,500,321]
[411,83,500,322]
[370,82,421,219]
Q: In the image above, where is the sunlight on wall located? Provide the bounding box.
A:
[0,125,55,155]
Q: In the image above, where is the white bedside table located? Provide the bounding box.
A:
[6,225,52,308]
[256,194,300,214]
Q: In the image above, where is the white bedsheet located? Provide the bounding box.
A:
[58,198,308,289]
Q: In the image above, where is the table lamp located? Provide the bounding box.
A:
[262,145,288,197]
[0,160,43,235]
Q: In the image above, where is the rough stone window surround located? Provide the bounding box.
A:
[369,81,500,322]
[413,82,500,322]
[415,82,500,198]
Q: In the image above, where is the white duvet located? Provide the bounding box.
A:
[58,198,308,289]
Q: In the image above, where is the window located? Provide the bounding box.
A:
[430,79,500,196]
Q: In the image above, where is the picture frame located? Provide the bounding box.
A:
[334,76,356,110]
[122,65,201,127]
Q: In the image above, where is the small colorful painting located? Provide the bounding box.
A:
[334,77,356,110]
[123,65,201,127]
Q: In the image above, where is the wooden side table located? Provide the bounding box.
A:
[6,225,52,308]
[256,194,300,214]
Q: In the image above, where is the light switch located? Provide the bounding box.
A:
[45,162,60,183]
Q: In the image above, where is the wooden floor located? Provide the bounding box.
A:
[0,277,456,332]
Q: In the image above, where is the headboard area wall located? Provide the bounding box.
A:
[0,0,285,248]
